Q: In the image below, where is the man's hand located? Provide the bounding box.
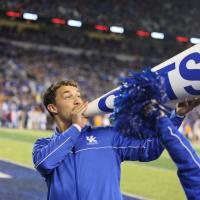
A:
[176,97,200,116]
[144,99,166,119]
[71,101,88,128]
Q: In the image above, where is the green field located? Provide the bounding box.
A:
[0,128,199,200]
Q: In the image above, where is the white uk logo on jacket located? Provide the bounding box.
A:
[86,136,98,145]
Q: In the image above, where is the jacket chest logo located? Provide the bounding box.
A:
[86,136,98,145]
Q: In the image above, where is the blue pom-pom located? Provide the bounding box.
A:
[112,69,171,138]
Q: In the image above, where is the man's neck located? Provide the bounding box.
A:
[55,118,71,133]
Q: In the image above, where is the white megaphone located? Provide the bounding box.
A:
[84,43,200,117]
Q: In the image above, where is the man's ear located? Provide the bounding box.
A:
[47,104,58,115]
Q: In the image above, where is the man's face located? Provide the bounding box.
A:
[54,85,83,122]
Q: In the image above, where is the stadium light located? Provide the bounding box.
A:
[67,19,82,27]
[6,11,21,18]
[51,18,66,25]
[176,36,188,43]
[110,26,124,34]
[151,32,165,39]
[190,37,200,44]
[136,30,150,38]
[23,13,38,21]
[95,24,109,31]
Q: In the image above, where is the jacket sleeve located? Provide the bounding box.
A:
[32,125,80,176]
[113,130,164,162]
[157,117,200,199]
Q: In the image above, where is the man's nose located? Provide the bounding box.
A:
[74,98,82,105]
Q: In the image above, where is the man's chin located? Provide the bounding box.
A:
[60,116,72,124]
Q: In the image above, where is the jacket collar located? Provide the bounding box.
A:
[54,125,91,136]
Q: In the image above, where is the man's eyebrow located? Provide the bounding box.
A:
[62,91,71,94]
[62,90,80,94]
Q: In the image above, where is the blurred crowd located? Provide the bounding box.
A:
[0,25,184,64]
[1,0,199,36]
[180,107,200,142]
[0,0,196,63]
[0,41,129,130]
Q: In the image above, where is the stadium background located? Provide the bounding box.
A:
[0,0,200,199]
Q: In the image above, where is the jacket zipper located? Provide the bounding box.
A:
[73,147,80,200]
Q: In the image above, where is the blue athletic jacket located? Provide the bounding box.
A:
[157,117,200,200]
[32,112,183,200]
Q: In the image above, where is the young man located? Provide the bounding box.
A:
[32,80,191,200]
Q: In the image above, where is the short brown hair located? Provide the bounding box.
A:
[43,80,78,117]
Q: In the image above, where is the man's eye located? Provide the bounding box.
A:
[64,96,71,99]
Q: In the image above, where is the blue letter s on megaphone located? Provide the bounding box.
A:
[156,52,200,100]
